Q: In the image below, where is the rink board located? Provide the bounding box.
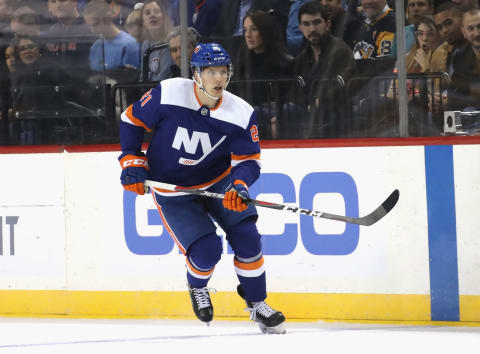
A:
[0,140,479,322]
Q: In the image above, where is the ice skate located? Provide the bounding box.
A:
[237,285,286,334]
[188,284,214,325]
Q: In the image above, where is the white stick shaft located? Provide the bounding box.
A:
[144,180,178,191]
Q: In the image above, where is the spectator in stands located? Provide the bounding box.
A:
[391,0,434,58]
[10,36,70,143]
[407,0,434,24]
[166,26,197,78]
[10,6,42,37]
[450,0,479,12]
[191,0,222,37]
[214,0,291,37]
[286,0,314,56]
[407,16,443,72]
[0,0,15,120]
[44,0,92,83]
[0,0,14,35]
[83,0,139,73]
[388,17,443,135]
[234,10,294,139]
[125,3,145,43]
[320,0,347,38]
[351,0,396,59]
[448,8,480,110]
[108,0,137,30]
[293,1,355,138]
[432,2,467,74]
[13,0,51,29]
[4,42,15,73]
[212,0,292,63]
[139,0,173,81]
[0,41,15,135]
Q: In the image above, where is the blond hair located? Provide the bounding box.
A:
[141,0,172,42]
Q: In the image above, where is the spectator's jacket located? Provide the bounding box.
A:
[43,17,93,82]
[430,40,467,75]
[448,44,480,110]
[11,58,69,114]
[293,33,355,104]
[89,31,140,72]
[140,40,174,82]
[234,49,294,107]
[192,0,223,36]
[352,6,396,59]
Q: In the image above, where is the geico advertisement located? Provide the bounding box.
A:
[113,147,430,294]
[0,148,430,294]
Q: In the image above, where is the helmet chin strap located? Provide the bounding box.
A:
[193,69,231,101]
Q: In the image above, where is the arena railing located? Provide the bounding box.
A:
[0,73,463,146]
[346,72,451,137]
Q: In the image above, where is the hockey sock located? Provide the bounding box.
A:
[186,232,222,288]
[226,218,267,302]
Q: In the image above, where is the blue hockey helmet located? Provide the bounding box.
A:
[190,43,232,70]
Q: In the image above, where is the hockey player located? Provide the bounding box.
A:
[118,43,286,334]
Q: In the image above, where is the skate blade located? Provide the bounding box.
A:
[257,322,286,334]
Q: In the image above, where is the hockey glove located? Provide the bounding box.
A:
[119,151,149,195]
[223,180,250,212]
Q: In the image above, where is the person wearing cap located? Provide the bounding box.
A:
[117,42,286,335]
[10,6,42,37]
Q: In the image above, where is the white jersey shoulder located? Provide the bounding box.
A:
[159,77,254,130]
[210,90,254,130]
[160,78,198,109]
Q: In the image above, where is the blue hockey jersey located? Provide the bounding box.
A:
[119,78,261,195]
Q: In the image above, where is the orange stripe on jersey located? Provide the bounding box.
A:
[234,257,264,271]
[152,192,186,254]
[231,153,261,161]
[152,167,232,194]
[193,82,223,111]
[125,105,152,132]
[185,257,214,277]
[234,179,248,189]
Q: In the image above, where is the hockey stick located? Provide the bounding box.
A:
[144,180,399,226]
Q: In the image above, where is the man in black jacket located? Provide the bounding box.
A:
[291,1,355,138]
[448,8,480,111]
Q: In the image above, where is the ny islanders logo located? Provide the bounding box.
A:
[172,126,226,165]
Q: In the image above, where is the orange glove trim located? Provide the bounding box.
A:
[119,154,149,170]
[123,182,146,195]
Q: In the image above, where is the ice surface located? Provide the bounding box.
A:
[0,317,479,354]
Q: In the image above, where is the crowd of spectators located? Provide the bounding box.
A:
[0,0,479,144]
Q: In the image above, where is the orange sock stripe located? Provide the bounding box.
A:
[185,257,214,277]
[233,257,264,271]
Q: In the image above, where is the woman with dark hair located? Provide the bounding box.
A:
[234,10,293,139]
[387,16,443,136]
[407,16,442,73]
[10,36,71,143]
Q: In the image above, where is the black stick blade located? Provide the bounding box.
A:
[358,189,400,226]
